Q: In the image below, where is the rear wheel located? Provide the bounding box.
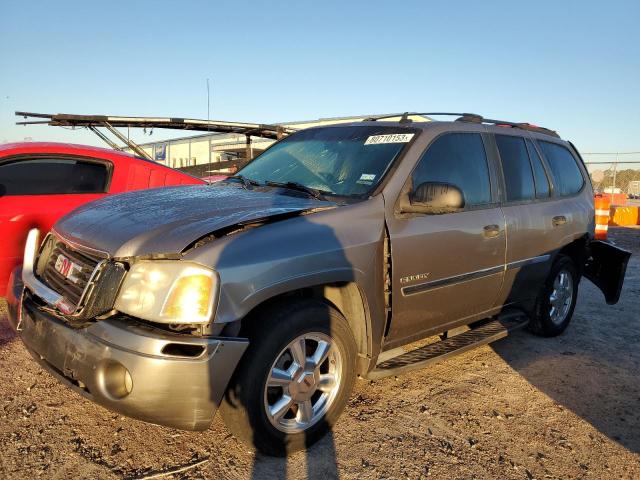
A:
[220,299,357,456]
[529,255,579,337]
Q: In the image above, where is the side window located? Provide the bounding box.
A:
[0,158,108,196]
[412,133,491,207]
[525,140,550,198]
[538,141,585,196]
[495,135,535,202]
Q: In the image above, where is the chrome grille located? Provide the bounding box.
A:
[36,235,103,308]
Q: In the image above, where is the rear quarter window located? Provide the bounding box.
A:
[538,141,584,196]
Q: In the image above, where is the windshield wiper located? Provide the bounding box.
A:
[263,180,327,200]
[226,175,261,189]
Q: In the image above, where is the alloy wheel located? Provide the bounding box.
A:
[549,269,574,325]
[263,332,342,433]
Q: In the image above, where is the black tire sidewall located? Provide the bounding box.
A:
[220,300,357,456]
[531,255,579,337]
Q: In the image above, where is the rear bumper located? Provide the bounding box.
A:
[6,274,248,431]
[584,240,632,304]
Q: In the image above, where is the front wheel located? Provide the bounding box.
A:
[529,255,579,337]
[219,299,357,456]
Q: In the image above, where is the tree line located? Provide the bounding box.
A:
[590,168,640,192]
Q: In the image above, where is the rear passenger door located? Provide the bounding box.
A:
[492,134,557,306]
[385,132,506,347]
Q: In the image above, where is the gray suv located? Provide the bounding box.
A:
[6,113,630,455]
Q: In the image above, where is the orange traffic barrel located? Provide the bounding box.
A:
[594,196,611,240]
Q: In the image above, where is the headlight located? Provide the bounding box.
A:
[114,261,218,324]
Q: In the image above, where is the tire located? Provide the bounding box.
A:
[529,255,579,337]
[219,299,357,456]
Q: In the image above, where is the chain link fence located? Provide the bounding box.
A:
[582,152,640,195]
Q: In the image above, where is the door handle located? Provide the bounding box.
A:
[552,215,567,227]
[483,224,500,238]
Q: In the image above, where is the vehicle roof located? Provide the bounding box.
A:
[312,119,566,142]
[0,141,139,158]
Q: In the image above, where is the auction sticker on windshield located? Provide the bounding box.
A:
[364,133,414,145]
[357,173,377,185]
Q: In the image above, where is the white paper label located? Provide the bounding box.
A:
[364,133,414,145]
[359,173,376,181]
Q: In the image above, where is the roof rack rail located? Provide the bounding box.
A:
[365,112,478,122]
[365,111,560,138]
[363,112,399,122]
[464,116,560,138]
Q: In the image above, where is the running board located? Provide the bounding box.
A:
[366,314,529,380]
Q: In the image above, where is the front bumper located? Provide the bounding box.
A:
[6,272,248,431]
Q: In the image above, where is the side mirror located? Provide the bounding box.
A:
[402,181,465,214]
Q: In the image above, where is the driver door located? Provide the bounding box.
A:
[384,132,506,347]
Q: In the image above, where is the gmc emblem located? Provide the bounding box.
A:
[54,254,82,284]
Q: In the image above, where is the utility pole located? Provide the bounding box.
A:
[611,152,618,202]
[207,78,211,183]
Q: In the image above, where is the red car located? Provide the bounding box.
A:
[0,142,204,296]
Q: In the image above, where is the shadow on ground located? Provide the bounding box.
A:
[249,432,338,480]
[493,254,640,453]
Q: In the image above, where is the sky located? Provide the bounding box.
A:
[1,0,639,167]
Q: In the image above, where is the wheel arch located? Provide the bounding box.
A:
[557,234,589,273]
[231,281,373,374]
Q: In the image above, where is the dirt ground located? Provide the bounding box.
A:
[1,227,639,480]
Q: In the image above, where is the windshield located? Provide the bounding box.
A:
[237,125,417,197]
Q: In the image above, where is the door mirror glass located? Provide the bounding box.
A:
[407,181,465,213]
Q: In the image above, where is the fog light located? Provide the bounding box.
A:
[97,361,133,400]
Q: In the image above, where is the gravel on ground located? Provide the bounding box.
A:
[1,227,638,479]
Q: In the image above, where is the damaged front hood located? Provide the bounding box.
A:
[54,183,336,257]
